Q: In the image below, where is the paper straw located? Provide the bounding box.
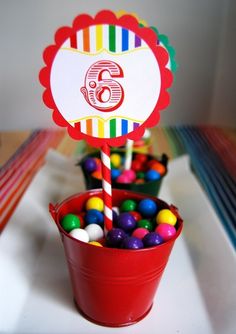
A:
[124,139,133,170]
[101,144,113,231]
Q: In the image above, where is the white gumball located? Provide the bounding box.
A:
[85,224,104,241]
[69,228,89,242]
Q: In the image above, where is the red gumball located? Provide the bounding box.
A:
[76,213,85,229]
[131,160,144,172]
[135,153,148,163]
[147,159,158,169]
[129,211,142,222]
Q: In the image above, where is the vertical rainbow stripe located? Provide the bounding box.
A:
[66,24,146,53]
[76,118,140,139]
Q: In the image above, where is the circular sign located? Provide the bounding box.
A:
[39,10,173,147]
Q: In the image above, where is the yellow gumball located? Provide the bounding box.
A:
[86,196,104,212]
[110,153,122,168]
[156,209,177,226]
[89,241,103,247]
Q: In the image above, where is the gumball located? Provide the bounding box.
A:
[145,170,161,181]
[138,198,158,218]
[61,214,80,232]
[116,174,131,184]
[106,228,126,248]
[155,223,176,241]
[147,159,158,169]
[91,170,102,180]
[110,153,122,168]
[122,236,144,249]
[137,219,153,231]
[156,209,177,226]
[131,160,143,172]
[149,162,166,175]
[85,209,104,226]
[94,158,102,171]
[85,224,104,241]
[135,153,148,163]
[122,169,136,182]
[111,168,121,180]
[129,211,142,222]
[143,232,163,247]
[89,241,103,247]
[86,196,104,212]
[76,214,85,229]
[136,171,145,179]
[69,228,89,242]
[132,227,149,239]
[120,199,137,212]
[83,157,97,173]
[117,213,136,232]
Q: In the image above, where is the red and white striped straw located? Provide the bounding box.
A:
[101,144,113,231]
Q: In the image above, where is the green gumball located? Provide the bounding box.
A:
[120,199,137,212]
[61,214,81,232]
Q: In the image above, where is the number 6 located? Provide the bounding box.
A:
[81,60,124,112]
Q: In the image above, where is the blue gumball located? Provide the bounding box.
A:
[145,170,161,181]
[85,209,104,226]
[111,168,121,180]
[137,198,158,218]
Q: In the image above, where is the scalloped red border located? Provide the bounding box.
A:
[39,10,173,147]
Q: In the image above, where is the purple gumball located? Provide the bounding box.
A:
[122,236,144,249]
[83,158,97,173]
[106,228,126,248]
[143,232,163,247]
[117,213,136,232]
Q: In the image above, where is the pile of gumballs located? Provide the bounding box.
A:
[60,196,177,250]
[82,152,166,184]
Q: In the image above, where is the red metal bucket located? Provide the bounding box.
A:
[49,189,183,327]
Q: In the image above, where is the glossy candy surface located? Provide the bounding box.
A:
[83,157,97,173]
[61,214,80,232]
[120,199,137,212]
[110,153,122,168]
[85,224,104,241]
[86,196,104,212]
[145,170,161,181]
[132,227,149,239]
[137,219,153,231]
[122,236,144,249]
[85,209,104,226]
[138,199,158,217]
[117,213,136,232]
[69,228,89,242]
[106,228,126,247]
[143,232,163,247]
[156,223,176,241]
[156,209,177,226]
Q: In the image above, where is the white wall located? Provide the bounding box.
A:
[0,0,235,130]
